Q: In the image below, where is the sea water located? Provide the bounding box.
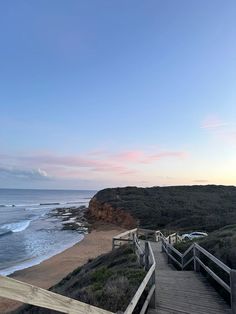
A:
[0,189,96,275]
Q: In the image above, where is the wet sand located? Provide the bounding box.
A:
[0,222,125,313]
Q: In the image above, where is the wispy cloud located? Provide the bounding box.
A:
[201,116,228,130]
[113,150,187,164]
[0,148,188,180]
[201,115,236,146]
[0,167,49,180]
[142,151,188,163]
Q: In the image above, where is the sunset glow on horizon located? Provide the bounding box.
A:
[0,1,235,189]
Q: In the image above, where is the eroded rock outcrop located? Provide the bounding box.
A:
[88,197,137,228]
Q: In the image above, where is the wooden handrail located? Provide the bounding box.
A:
[139,284,155,314]
[182,243,195,258]
[195,243,231,274]
[124,264,155,314]
[2,227,233,314]
[138,228,158,233]
[112,229,138,250]
[113,228,137,239]
[160,234,236,313]
[195,257,231,293]
[115,228,236,314]
[161,235,232,275]
[124,242,156,314]
[166,243,183,257]
[112,229,157,314]
[0,227,155,314]
[183,256,194,269]
[0,275,113,314]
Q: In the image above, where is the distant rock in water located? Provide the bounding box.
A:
[88,185,236,232]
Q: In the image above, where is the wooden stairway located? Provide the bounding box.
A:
[148,242,231,314]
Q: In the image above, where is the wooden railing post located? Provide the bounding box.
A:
[230,269,236,314]
[193,244,200,272]
[139,252,144,266]
[149,271,156,308]
[161,238,164,252]
[132,233,135,250]
[145,242,150,271]
[153,232,156,242]
[167,244,171,264]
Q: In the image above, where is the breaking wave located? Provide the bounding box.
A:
[0,220,31,236]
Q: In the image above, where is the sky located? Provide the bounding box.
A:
[0,0,235,189]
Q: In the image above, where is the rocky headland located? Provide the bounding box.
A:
[87,185,236,232]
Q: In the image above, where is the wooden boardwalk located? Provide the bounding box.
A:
[148,242,231,314]
[0,228,234,314]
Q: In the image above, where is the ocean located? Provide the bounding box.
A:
[0,189,96,275]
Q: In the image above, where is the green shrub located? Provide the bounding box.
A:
[14,245,146,314]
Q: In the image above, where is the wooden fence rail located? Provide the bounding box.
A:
[1,227,234,314]
[112,228,157,314]
[124,241,156,314]
[0,275,113,314]
[0,228,157,314]
[161,235,236,314]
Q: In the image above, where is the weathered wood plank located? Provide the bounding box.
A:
[124,263,155,314]
[140,284,155,314]
[151,241,231,314]
[195,243,231,274]
[113,238,133,242]
[182,243,194,257]
[113,228,137,239]
[0,275,113,314]
[195,257,231,292]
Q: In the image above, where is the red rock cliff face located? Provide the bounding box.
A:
[88,198,137,229]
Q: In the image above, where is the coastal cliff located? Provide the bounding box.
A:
[88,197,137,228]
[87,186,236,268]
[88,185,236,232]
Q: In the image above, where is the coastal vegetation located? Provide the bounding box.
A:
[13,245,146,314]
[175,224,236,269]
[11,185,236,313]
[89,185,236,232]
[88,185,236,269]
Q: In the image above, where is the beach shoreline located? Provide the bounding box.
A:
[0,222,125,313]
[0,205,89,277]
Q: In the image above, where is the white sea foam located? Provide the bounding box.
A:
[0,233,84,276]
[1,220,31,233]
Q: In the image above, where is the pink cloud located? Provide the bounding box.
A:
[114,151,144,162]
[201,116,228,130]
[201,115,236,146]
[0,148,189,180]
[111,150,188,164]
[141,151,188,163]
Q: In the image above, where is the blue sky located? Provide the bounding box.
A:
[0,0,235,189]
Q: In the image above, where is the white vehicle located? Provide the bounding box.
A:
[181,231,208,241]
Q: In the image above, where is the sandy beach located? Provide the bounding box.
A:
[0,222,125,313]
